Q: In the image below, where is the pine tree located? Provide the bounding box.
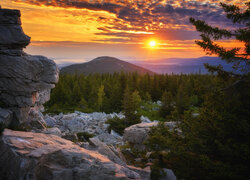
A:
[190,2,249,78]
[175,83,190,115]
[159,91,174,119]
[97,84,105,111]
[122,87,141,126]
[145,3,250,180]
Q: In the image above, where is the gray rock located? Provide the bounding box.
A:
[127,166,151,180]
[140,116,152,123]
[0,129,140,180]
[0,9,21,25]
[62,133,79,142]
[0,107,12,126]
[0,9,29,51]
[0,8,59,127]
[0,55,58,107]
[123,122,176,151]
[0,25,30,50]
[111,129,123,138]
[42,127,62,137]
[89,137,127,166]
[44,114,57,127]
[51,112,126,136]
[97,133,124,146]
[159,169,177,180]
[123,122,158,150]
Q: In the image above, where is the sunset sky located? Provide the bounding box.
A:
[2,0,247,65]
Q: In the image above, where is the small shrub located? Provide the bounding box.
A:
[150,164,167,180]
[106,116,128,135]
[77,132,94,141]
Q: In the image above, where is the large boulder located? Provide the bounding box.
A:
[0,129,140,180]
[123,122,176,151]
[89,137,127,166]
[0,8,59,127]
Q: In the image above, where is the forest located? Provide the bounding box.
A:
[45,73,230,118]
[45,73,230,133]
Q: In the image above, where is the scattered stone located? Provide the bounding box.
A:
[192,113,199,117]
[145,152,152,159]
[41,127,61,137]
[111,129,123,138]
[43,114,57,127]
[140,116,152,123]
[97,132,124,146]
[51,112,124,135]
[61,133,79,142]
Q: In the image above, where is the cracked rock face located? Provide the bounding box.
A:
[0,8,59,127]
[0,129,140,180]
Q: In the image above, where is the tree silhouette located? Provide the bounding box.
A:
[190,2,249,78]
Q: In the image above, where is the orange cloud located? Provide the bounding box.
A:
[1,0,247,60]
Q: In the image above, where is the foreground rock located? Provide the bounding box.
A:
[87,137,151,180]
[0,129,140,180]
[123,122,176,151]
[0,8,58,127]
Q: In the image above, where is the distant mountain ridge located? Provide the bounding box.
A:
[132,56,233,74]
[60,56,154,75]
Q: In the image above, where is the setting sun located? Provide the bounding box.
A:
[149,40,156,48]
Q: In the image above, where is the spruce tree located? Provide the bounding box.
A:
[189,2,249,77]
[159,91,174,119]
[122,87,141,126]
[145,3,250,180]
[97,85,105,111]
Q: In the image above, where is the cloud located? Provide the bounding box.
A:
[8,0,249,43]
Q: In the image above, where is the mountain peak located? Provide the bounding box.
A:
[91,56,119,62]
[61,56,154,75]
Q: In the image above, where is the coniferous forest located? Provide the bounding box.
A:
[45,73,227,116]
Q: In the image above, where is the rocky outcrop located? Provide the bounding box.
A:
[123,122,176,151]
[0,8,59,127]
[0,9,30,55]
[0,129,140,180]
